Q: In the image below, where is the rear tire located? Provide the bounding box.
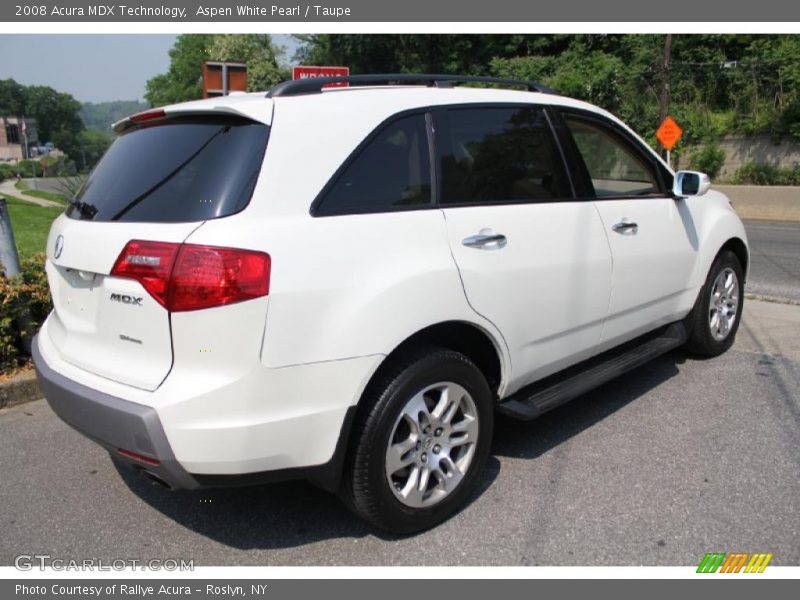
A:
[685,250,744,357]
[339,347,493,534]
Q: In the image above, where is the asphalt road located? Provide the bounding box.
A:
[1,299,798,567]
[744,219,800,302]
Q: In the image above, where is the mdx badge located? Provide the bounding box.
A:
[110,293,143,306]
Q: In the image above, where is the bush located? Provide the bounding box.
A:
[0,163,16,182]
[16,160,38,178]
[0,253,51,372]
[688,144,726,179]
[732,162,800,186]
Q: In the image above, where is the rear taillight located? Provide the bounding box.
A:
[110,240,178,307]
[170,244,270,311]
[111,240,270,312]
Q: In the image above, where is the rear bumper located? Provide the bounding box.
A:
[32,333,369,492]
[32,335,200,490]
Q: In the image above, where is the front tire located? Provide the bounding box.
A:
[685,250,744,357]
[340,348,493,534]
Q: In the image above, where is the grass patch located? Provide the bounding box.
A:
[14,179,67,204]
[22,189,67,204]
[1,195,63,260]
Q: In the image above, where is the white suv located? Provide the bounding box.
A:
[33,74,748,533]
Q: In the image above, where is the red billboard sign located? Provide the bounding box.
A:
[292,66,350,87]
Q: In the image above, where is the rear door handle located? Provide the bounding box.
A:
[612,219,638,235]
[462,229,507,250]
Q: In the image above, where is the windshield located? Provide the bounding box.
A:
[67,117,269,222]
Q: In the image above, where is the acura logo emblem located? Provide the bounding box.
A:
[54,235,64,259]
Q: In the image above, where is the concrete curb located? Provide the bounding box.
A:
[745,292,800,307]
[0,370,41,409]
[715,185,800,222]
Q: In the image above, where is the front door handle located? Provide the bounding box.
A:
[462,229,508,250]
[612,219,638,235]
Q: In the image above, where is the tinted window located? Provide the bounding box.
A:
[565,116,660,197]
[440,107,571,205]
[67,117,268,222]
[317,114,431,215]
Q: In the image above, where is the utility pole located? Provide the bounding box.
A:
[658,34,673,161]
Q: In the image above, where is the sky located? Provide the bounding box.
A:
[0,34,302,103]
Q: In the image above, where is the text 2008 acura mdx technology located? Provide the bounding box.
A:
[33,74,749,533]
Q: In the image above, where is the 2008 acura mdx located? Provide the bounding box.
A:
[33,74,749,533]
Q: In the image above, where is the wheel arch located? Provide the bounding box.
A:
[365,321,507,402]
[322,321,505,489]
[719,236,750,281]
[689,193,750,292]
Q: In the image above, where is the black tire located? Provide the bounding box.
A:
[685,250,745,357]
[339,347,494,534]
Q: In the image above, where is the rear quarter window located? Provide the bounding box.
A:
[313,113,432,216]
[67,117,268,223]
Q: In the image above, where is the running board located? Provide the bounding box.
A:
[497,322,688,421]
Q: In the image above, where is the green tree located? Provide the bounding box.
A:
[144,34,213,106]
[145,34,291,103]
[143,34,800,144]
[294,34,539,76]
[24,85,84,159]
[0,79,27,115]
[0,79,85,160]
[76,129,113,170]
[208,34,289,91]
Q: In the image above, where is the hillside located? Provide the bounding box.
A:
[79,100,148,131]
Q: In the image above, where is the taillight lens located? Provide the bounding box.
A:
[110,240,179,307]
[169,244,270,311]
[111,240,270,312]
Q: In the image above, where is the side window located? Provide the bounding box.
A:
[564,116,661,198]
[316,114,431,215]
[439,106,571,205]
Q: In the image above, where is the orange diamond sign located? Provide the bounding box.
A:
[656,116,683,151]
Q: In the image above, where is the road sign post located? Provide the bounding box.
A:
[656,116,683,168]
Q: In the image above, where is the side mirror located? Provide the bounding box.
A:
[673,170,711,198]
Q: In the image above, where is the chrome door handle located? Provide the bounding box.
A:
[612,219,638,235]
[462,229,507,250]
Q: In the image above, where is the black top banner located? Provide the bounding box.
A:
[3,0,800,22]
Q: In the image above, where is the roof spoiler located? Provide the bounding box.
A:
[112,106,260,134]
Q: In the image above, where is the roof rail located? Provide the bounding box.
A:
[266,73,558,98]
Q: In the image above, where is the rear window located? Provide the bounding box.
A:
[67,117,269,222]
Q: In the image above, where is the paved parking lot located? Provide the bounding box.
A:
[1,298,798,566]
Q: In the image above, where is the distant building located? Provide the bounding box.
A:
[0,116,39,160]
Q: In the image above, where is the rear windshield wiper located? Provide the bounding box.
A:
[68,197,98,219]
